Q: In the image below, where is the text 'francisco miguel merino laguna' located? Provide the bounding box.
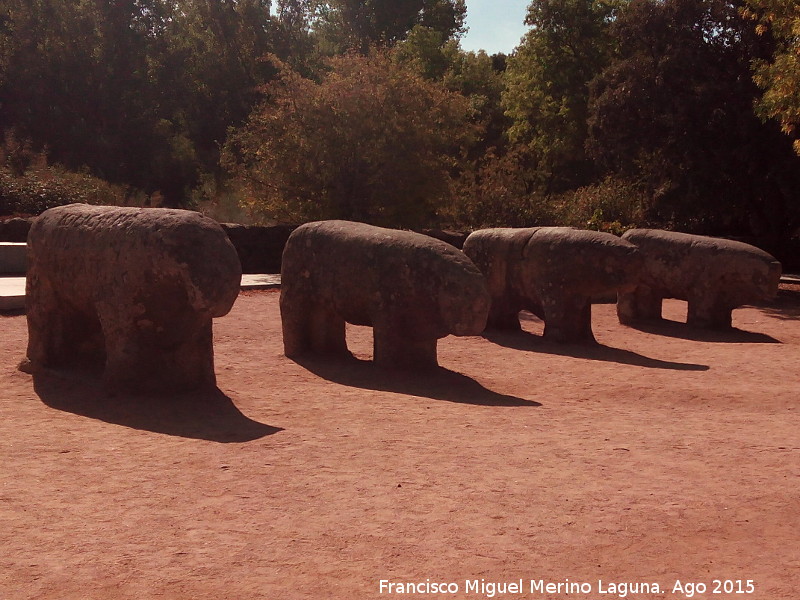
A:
[379,579,662,598]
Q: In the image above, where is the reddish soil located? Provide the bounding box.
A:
[1,289,798,600]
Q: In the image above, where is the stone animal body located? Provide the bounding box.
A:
[463,227,641,343]
[617,229,781,329]
[22,204,241,392]
[280,220,490,368]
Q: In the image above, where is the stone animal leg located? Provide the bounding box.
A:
[99,308,217,393]
[280,290,349,358]
[617,285,662,325]
[540,292,595,343]
[154,319,217,392]
[307,303,349,356]
[687,294,733,330]
[373,326,438,369]
[23,277,103,371]
[280,289,311,358]
[486,301,522,330]
[23,277,65,369]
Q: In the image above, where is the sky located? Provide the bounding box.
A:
[459,0,530,55]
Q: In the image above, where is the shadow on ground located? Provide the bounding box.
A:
[483,329,710,371]
[622,320,780,344]
[293,355,538,407]
[33,369,281,443]
[756,287,800,321]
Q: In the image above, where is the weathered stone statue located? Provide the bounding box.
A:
[280,220,490,368]
[21,204,241,392]
[617,229,781,329]
[463,227,642,343]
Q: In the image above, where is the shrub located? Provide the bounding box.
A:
[224,52,475,228]
[0,134,130,216]
[553,176,649,234]
[445,147,557,229]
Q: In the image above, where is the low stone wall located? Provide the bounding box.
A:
[0,242,27,274]
[220,223,296,274]
[220,224,472,274]
[415,229,469,249]
[0,218,472,275]
[0,217,33,243]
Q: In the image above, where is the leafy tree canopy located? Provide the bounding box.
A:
[395,26,508,155]
[744,0,800,155]
[223,52,475,227]
[313,0,466,54]
[502,0,621,194]
[587,0,800,236]
[0,0,278,203]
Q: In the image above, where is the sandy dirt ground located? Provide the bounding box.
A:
[0,288,798,600]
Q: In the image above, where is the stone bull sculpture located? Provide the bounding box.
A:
[617,229,781,329]
[280,220,490,368]
[463,227,642,343]
[21,204,242,392]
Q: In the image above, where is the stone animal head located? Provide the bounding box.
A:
[722,247,782,304]
[598,237,644,293]
[436,258,491,337]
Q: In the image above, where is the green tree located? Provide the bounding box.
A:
[0,0,279,204]
[502,0,621,194]
[314,0,466,54]
[744,0,800,155]
[157,0,277,193]
[393,24,454,80]
[223,52,474,227]
[0,0,169,193]
[444,46,509,156]
[271,0,322,74]
[586,0,800,237]
[395,26,509,155]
